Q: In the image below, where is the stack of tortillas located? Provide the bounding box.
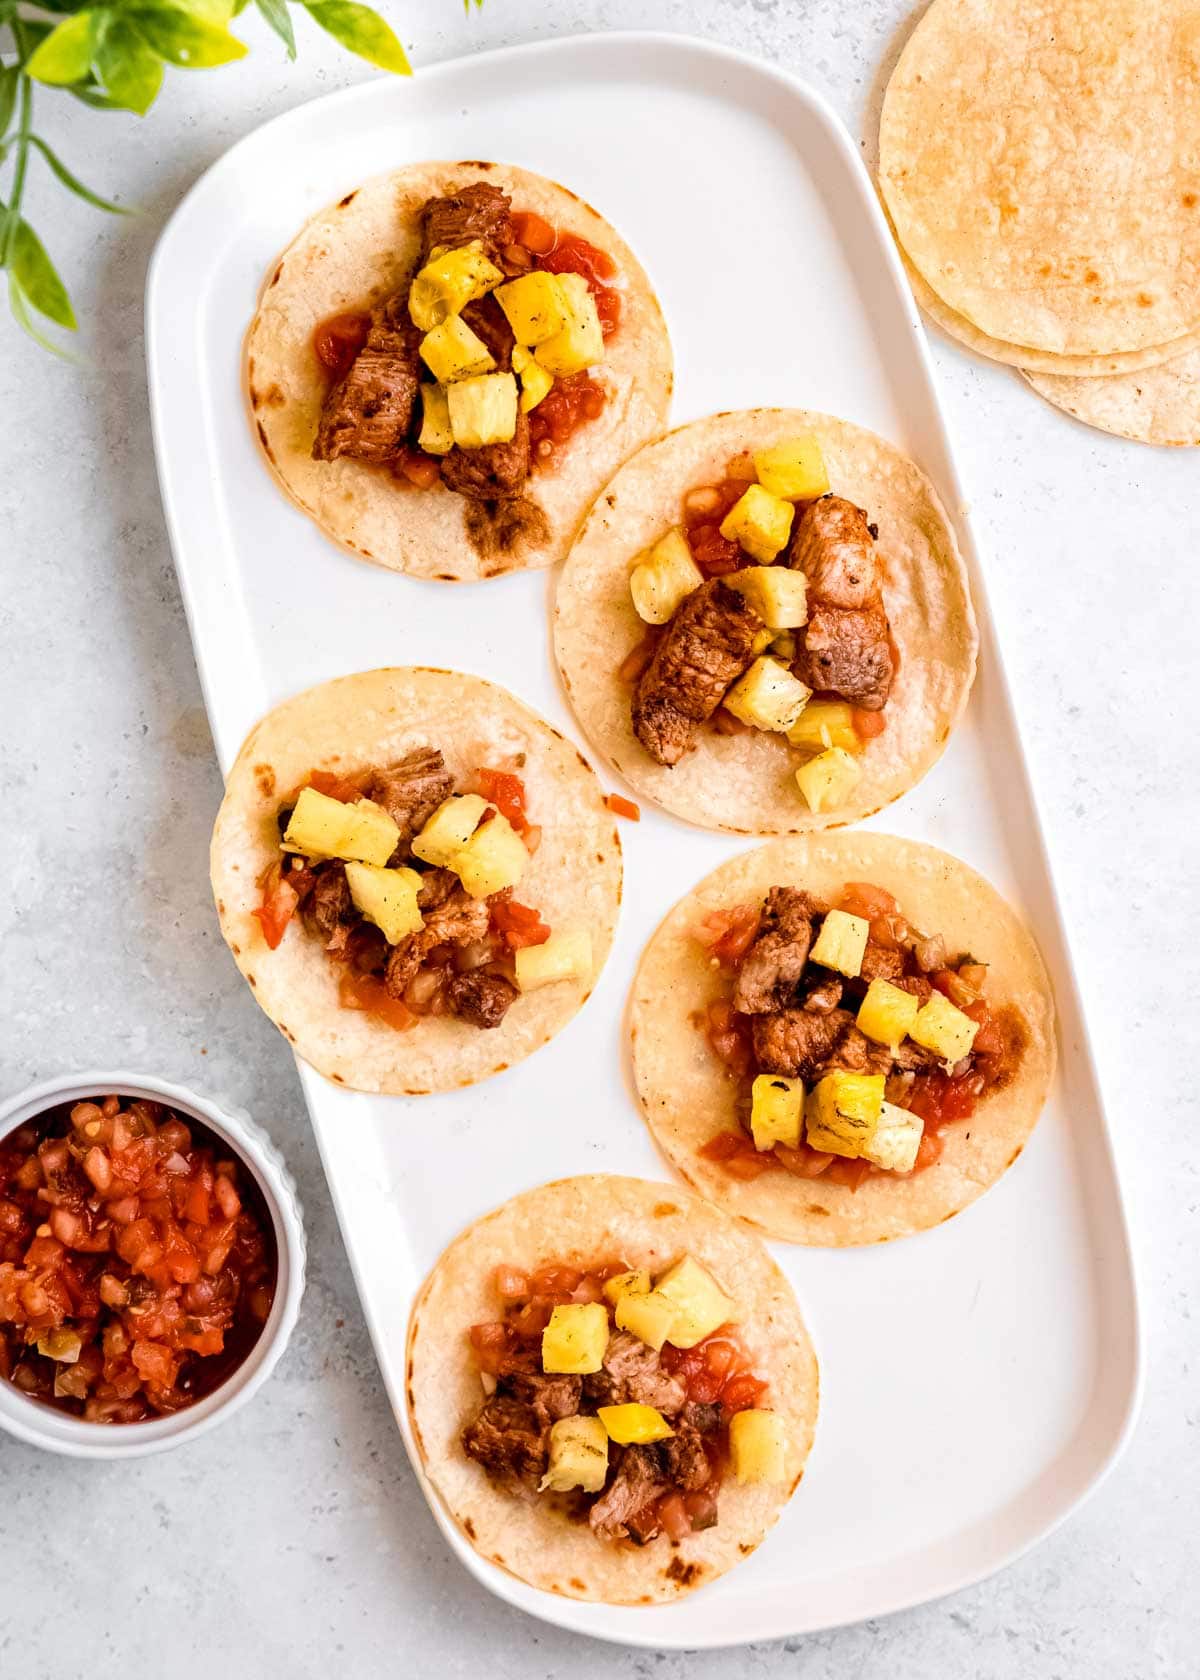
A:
[878,0,1200,446]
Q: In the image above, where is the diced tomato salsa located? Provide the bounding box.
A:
[660,1330,769,1414]
[0,1097,276,1422]
[312,311,371,381]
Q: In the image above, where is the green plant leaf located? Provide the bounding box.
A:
[8,271,77,358]
[95,17,165,112]
[302,2,409,73]
[11,219,77,329]
[0,65,19,137]
[30,135,133,214]
[254,0,296,58]
[123,6,248,68]
[25,10,96,85]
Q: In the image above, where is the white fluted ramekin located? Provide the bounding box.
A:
[0,1071,305,1458]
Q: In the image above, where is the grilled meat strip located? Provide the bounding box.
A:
[787,495,894,711]
[419,181,513,266]
[732,888,825,1013]
[365,748,454,860]
[633,580,762,766]
[312,296,421,464]
[461,1395,547,1488]
[441,408,531,501]
[581,1332,687,1415]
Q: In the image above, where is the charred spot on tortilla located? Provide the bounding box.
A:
[463,1518,476,1539]
[464,495,551,561]
[338,190,358,208]
[254,764,276,797]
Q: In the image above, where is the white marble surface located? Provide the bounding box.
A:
[1,2,1195,1673]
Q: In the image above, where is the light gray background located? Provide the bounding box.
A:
[2,3,1195,1674]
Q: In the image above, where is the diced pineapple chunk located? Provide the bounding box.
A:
[512,346,555,413]
[787,699,859,754]
[809,908,870,978]
[283,787,399,868]
[719,483,795,563]
[514,927,592,993]
[539,1415,609,1493]
[602,1268,651,1306]
[724,657,812,733]
[770,630,797,662]
[417,384,454,455]
[419,314,495,383]
[865,1101,924,1173]
[541,1302,609,1374]
[450,812,527,900]
[805,1071,886,1159]
[726,565,809,629]
[597,1403,675,1445]
[408,240,504,332]
[629,527,704,625]
[910,990,980,1063]
[615,1288,680,1352]
[343,862,424,945]
[447,372,518,448]
[495,271,569,345]
[752,434,831,501]
[411,794,489,868]
[729,1409,788,1484]
[750,1074,804,1150]
[534,274,604,377]
[655,1255,737,1348]
[794,746,862,814]
[856,978,920,1049]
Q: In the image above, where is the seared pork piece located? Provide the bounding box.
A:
[801,974,843,1014]
[659,1420,712,1492]
[751,1006,856,1079]
[895,973,934,1007]
[582,1332,687,1414]
[858,940,906,985]
[306,864,351,941]
[633,580,762,766]
[383,885,491,998]
[441,409,531,501]
[501,1370,582,1425]
[681,1400,722,1435]
[891,1038,940,1072]
[588,1445,666,1540]
[420,182,513,265]
[461,295,515,370]
[793,603,894,711]
[461,1395,546,1488]
[787,496,881,610]
[366,748,454,855]
[312,298,420,463]
[732,888,823,1014]
[821,1024,893,1078]
[446,970,518,1030]
[416,866,459,912]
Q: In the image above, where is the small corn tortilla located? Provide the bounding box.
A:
[631,834,1055,1246]
[1024,348,1200,446]
[406,1174,818,1604]
[246,161,673,582]
[210,668,621,1094]
[553,409,976,834]
[879,0,1200,357]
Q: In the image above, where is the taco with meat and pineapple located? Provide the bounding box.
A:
[246,161,673,582]
[406,1174,818,1604]
[210,668,622,1094]
[630,833,1055,1245]
[554,408,977,832]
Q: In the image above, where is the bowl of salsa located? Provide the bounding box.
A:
[0,1072,305,1456]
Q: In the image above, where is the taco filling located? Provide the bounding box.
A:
[310,183,620,500]
[620,434,896,811]
[252,751,590,1034]
[692,881,1028,1188]
[462,1253,786,1545]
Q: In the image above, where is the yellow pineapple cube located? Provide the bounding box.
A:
[417,384,454,455]
[787,699,859,754]
[726,564,809,629]
[411,794,489,868]
[769,630,797,661]
[719,483,794,563]
[541,1302,609,1374]
[343,862,424,945]
[750,1074,804,1150]
[794,746,862,814]
[856,978,919,1049]
[910,990,980,1063]
[729,1409,788,1484]
[864,1100,924,1173]
[805,1071,886,1158]
[655,1255,737,1348]
[724,657,812,733]
[534,274,604,377]
[282,787,399,868]
[447,372,518,447]
[407,241,504,332]
[809,908,870,978]
[597,1403,675,1445]
[495,272,569,345]
[419,314,495,383]
[629,528,704,625]
[752,434,830,501]
[513,927,592,992]
[512,346,555,412]
[614,1288,680,1352]
[450,812,527,900]
[602,1269,651,1306]
[539,1415,609,1493]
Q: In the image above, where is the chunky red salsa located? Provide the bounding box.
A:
[0,1097,276,1422]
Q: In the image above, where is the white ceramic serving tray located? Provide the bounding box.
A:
[147,33,1140,1648]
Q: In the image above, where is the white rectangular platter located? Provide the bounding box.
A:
[147,32,1140,1649]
